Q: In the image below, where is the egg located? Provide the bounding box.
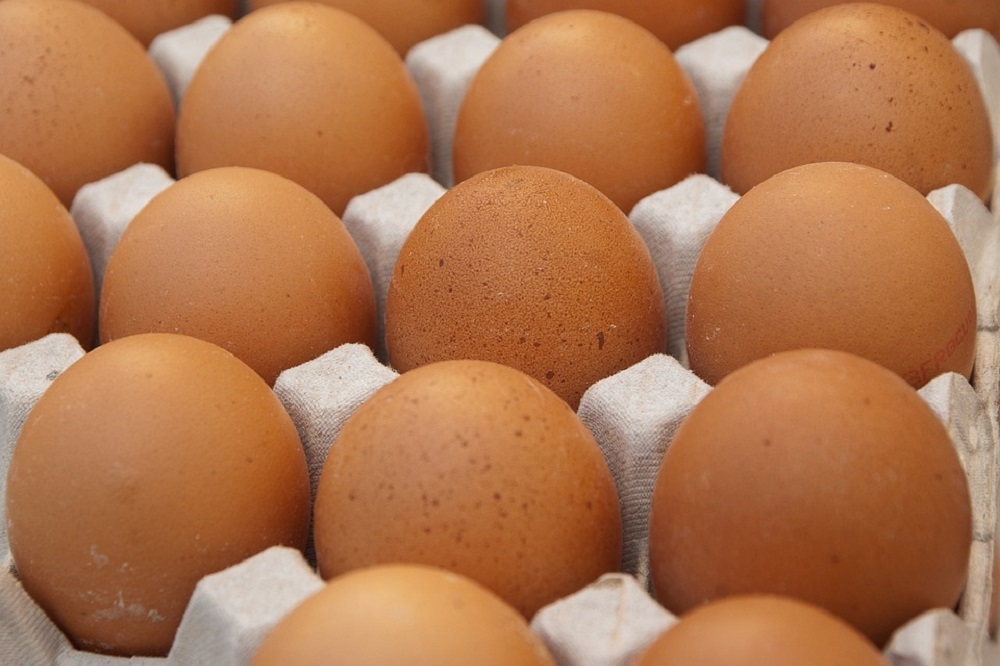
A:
[761,0,1000,41]
[5,333,311,656]
[686,161,977,388]
[247,0,485,56]
[453,9,706,215]
[634,596,887,665]
[721,2,994,201]
[505,0,747,51]
[99,166,377,386]
[384,164,665,409]
[312,359,622,618]
[251,564,556,665]
[0,0,175,207]
[648,348,972,647]
[176,2,429,217]
[0,153,95,352]
[76,0,240,46]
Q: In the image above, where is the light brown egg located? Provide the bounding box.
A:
[251,564,556,665]
[176,2,429,217]
[761,0,1000,41]
[722,3,994,201]
[686,161,977,388]
[648,348,972,647]
[385,165,665,409]
[0,153,95,352]
[634,596,887,666]
[0,0,175,208]
[77,0,239,46]
[312,359,622,618]
[247,0,484,55]
[5,333,311,657]
[453,10,705,215]
[506,0,747,51]
[100,167,376,386]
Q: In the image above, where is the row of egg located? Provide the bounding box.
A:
[0,0,996,660]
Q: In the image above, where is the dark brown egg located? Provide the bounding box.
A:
[77,0,239,46]
[100,167,376,386]
[6,333,311,656]
[176,2,429,216]
[247,0,484,55]
[313,359,622,618]
[635,596,887,666]
[0,0,175,207]
[722,3,994,201]
[648,348,972,647]
[385,165,665,409]
[251,565,556,665]
[506,0,747,51]
[0,154,95,352]
[761,0,1000,40]
[453,10,705,215]
[686,162,977,388]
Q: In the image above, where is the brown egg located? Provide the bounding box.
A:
[100,167,376,386]
[5,333,311,656]
[0,0,175,208]
[385,165,665,409]
[0,154,95,352]
[506,0,747,51]
[648,348,972,647]
[761,0,1000,40]
[77,0,239,46]
[634,596,887,665]
[686,161,977,388]
[312,359,622,618]
[251,564,556,665]
[247,0,484,55]
[176,2,429,217]
[722,3,994,201]
[453,10,705,215]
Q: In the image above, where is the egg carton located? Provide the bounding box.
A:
[2,4,1000,666]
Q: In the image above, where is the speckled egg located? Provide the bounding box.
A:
[0,0,175,207]
[384,165,665,409]
[722,2,994,201]
[312,359,622,618]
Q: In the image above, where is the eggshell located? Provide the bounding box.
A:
[99,166,376,386]
[77,0,239,46]
[761,0,1000,41]
[505,0,747,51]
[248,0,485,55]
[175,2,429,216]
[0,0,175,208]
[634,596,887,665]
[5,333,311,656]
[251,564,556,665]
[686,161,977,388]
[453,10,706,214]
[0,154,95,352]
[312,359,622,618]
[648,348,973,647]
[384,164,665,409]
[721,3,995,201]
